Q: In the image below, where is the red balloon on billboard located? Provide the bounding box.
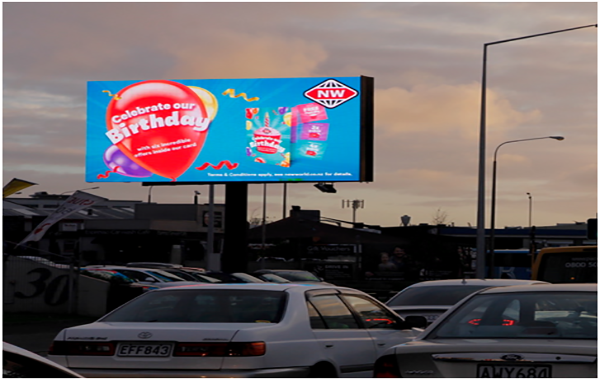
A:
[105,80,210,180]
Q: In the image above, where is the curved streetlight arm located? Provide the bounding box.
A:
[486,24,597,47]
[488,136,564,277]
[493,136,564,160]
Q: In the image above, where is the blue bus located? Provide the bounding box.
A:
[486,249,535,279]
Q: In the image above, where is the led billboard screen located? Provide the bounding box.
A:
[86,76,373,183]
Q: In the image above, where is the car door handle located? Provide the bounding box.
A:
[377,343,386,346]
[325,344,334,348]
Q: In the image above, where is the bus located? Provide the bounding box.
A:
[486,249,534,279]
[532,246,597,283]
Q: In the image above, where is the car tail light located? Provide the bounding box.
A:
[373,354,401,378]
[49,341,115,356]
[365,318,394,325]
[174,342,266,357]
[467,318,516,326]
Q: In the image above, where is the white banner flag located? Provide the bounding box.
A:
[17,190,107,247]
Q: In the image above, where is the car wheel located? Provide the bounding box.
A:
[309,362,338,378]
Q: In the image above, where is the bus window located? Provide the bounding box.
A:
[486,250,533,279]
[532,246,597,283]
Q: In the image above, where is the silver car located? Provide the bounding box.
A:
[374,283,597,378]
[386,278,547,325]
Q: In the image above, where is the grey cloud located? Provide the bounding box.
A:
[3,2,596,228]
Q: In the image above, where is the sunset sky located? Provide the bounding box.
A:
[3,2,597,229]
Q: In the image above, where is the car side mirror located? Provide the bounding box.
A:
[144,277,157,282]
[402,316,428,329]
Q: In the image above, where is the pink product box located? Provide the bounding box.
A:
[299,123,329,141]
[295,103,328,124]
[290,107,300,143]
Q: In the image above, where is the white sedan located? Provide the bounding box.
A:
[47,283,424,377]
[385,278,547,325]
[374,283,597,378]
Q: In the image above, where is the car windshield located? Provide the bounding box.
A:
[274,271,320,282]
[82,270,137,284]
[191,273,222,283]
[165,270,197,281]
[101,289,288,323]
[261,274,291,283]
[387,285,490,306]
[429,291,597,340]
[232,273,264,283]
[146,270,186,282]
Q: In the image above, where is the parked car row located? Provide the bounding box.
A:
[82,264,327,290]
[43,281,596,378]
[4,275,596,378]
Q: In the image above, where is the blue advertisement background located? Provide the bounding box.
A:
[86,77,363,183]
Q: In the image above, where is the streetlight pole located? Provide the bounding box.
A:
[527,192,532,228]
[260,183,267,269]
[475,24,596,279]
[488,136,564,277]
[147,186,153,203]
[282,183,287,219]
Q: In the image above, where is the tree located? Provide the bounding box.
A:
[248,208,272,229]
[431,208,450,225]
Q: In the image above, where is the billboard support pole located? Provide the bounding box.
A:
[222,183,248,272]
[282,183,287,219]
[206,184,220,271]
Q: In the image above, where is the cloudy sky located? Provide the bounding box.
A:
[3,2,597,229]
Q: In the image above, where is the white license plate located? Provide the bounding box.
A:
[477,365,551,378]
[117,343,173,357]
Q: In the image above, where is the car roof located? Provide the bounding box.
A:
[87,265,165,272]
[255,269,313,273]
[126,262,183,268]
[146,282,341,293]
[3,342,84,377]
[406,278,548,287]
[478,283,597,294]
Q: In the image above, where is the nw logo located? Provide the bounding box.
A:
[304,79,359,109]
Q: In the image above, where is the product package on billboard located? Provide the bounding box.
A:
[246,108,292,167]
[85,76,373,183]
[299,123,329,141]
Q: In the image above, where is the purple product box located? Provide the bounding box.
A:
[300,123,329,141]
